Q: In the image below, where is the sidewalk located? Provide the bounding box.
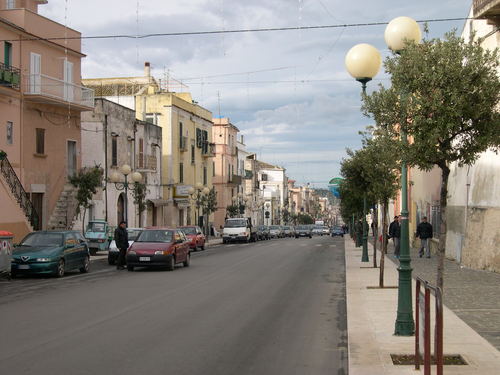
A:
[346,237,500,374]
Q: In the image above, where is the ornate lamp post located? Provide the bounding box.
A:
[345,42,381,263]
[188,183,210,232]
[110,164,142,224]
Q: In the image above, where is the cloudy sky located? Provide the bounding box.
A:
[41,0,472,187]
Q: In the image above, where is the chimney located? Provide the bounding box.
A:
[144,62,151,78]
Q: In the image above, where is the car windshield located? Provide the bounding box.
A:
[136,230,173,243]
[87,222,106,232]
[283,226,290,230]
[20,232,64,247]
[269,226,280,230]
[127,229,142,241]
[181,227,197,235]
[296,226,308,230]
[257,226,267,230]
[225,219,247,228]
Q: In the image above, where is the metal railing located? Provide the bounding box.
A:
[202,142,215,157]
[0,155,39,229]
[0,62,21,89]
[473,0,500,17]
[24,74,94,108]
[415,277,443,375]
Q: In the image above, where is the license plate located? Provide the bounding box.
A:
[18,265,30,270]
[139,257,151,262]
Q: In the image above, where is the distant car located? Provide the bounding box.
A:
[126,228,190,271]
[11,231,90,278]
[269,225,283,239]
[256,225,270,240]
[178,226,206,251]
[312,226,324,236]
[282,226,294,237]
[295,225,312,238]
[330,226,344,237]
[108,228,142,265]
[322,226,330,235]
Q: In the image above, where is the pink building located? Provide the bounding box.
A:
[0,0,93,240]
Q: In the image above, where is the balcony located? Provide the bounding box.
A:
[474,0,500,22]
[179,136,188,152]
[202,142,215,158]
[24,74,94,110]
[0,63,21,90]
[229,174,242,185]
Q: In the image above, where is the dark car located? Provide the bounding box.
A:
[178,226,206,251]
[256,225,270,240]
[11,231,90,278]
[295,225,312,238]
[330,226,344,237]
[126,228,190,271]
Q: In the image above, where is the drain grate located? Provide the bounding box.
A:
[390,354,467,365]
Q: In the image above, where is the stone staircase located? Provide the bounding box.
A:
[47,183,79,230]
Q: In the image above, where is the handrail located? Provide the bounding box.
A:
[415,277,443,375]
[0,156,39,229]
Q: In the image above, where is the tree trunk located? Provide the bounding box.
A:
[373,204,378,268]
[379,200,387,288]
[437,164,450,292]
[82,208,86,234]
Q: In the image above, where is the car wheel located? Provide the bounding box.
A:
[56,259,65,278]
[309,235,312,239]
[79,256,90,273]
[127,265,134,271]
[166,256,175,271]
[183,253,190,267]
[10,271,17,279]
[222,239,227,244]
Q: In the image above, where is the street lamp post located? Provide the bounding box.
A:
[385,16,421,336]
[110,164,143,224]
[345,42,382,263]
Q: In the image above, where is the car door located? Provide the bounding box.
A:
[176,230,188,261]
[75,232,89,264]
[63,233,78,269]
[196,227,204,247]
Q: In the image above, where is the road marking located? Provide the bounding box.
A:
[330,245,337,248]
[316,244,322,247]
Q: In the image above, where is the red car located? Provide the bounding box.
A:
[178,226,206,251]
[126,228,190,271]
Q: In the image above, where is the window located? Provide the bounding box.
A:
[203,166,207,185]
[145,113,159,125]
[138,138,144,168]
[6,0,15,9]
[6,121,13,144]
[111,137,117,166]
[4,42,12,66]
[63,59,74,101]
[179,162,184,183]
[179,122,183,148]
[29,52,41,94]
[35,128,45,154]
[191,145,195,164]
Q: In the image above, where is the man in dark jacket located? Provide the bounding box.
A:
[416,216,433,258]
[114,221,129,270]
[388,216,401,257]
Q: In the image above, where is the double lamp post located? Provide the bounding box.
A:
[110,164,143,224]
[188,183,211,235]
[345,16,422,336]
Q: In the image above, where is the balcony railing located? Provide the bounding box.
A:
[202,142,215,158]
[24,74,94,108]
[473,0,500,18]
[230,174,242,185]
[0,63,21,89]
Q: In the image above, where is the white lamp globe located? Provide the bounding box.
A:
[188,187,195,195]
[345,43,381,80]
[202,187,210,195]
[384,16,421,52]
[110,171,121,183]
[120,164,131,176]
[131,171,142,183]
[196,182,203,190]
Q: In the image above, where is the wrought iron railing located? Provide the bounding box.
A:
[0,62,21,89]
[0,155,39,229]
[473,0,500,17]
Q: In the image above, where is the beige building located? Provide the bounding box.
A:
[84,65,214,229]
[0,0,93,240]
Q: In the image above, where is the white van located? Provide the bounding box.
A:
[222,218,256,243]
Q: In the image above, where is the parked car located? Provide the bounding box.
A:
[330,226,344,237]
[85,220,112,255]
[312,226,324,236]
[11,231,90,278]
[178,226,206,251]
[321,226,330,235]
[256,225,270,240]
[269,225,283,239]
[126,228,190,271]
[222,218,257,243]
[295,225,313,238]
[282,226,295,237]
[108,228,142,265]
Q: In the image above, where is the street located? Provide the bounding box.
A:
[0,236,347,375]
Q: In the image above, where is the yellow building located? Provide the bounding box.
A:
[83,63,214,229]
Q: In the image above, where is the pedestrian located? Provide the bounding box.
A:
[114,221,128,270]
[388,216,401,258]
[416,216,433,258]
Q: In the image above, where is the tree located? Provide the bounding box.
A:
[132,182,147,227]
[297,213,314,225]
[363,32,500,290]
[226,204,239,218]
[201,187,217,236]
[69,166,104,232]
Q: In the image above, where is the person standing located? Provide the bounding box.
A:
[389,216,401,258]
[416,216,433,258]
[114,221,129,270]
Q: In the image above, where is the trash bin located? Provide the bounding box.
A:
[0,231,13,278]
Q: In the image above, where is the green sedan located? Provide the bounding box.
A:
[11,231,90,278]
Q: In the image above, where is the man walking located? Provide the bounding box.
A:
[416,216,433,258]
[114,221,129,270]
[389,216,401,258]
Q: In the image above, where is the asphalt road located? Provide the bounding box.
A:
[0,235,348,375]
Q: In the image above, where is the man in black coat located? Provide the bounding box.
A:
[416,216,433,258]
[388,216,401,257]
[114,221,129,270]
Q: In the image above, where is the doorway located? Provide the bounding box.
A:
[67,141,77,177]
[117,193,125,224]
[31,193,43,230]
